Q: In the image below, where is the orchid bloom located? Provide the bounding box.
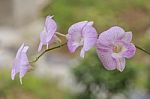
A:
[38,16,58,52]
[11,43,29,84]
[67,21,97,57]
[96,26,136,72]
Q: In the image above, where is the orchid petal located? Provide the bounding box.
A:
[11,44,29,84]
[38,16,57,52]
[82,25,97,51]
[122,43,136,58]
[122,32,132,43]
[96,48,116,70]
[98,26,125,46]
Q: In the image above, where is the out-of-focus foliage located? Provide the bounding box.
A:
[42,0,150,36]
[0,70,73,99]
[72,51,137,99]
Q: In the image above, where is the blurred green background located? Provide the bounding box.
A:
[0,0,150,99]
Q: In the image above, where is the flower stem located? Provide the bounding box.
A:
[135,45,150,55]
[56,32,67,38]
[29,42,67,63]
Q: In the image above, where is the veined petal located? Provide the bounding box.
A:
[82,25,97,51]
[40,28,49,43]
[11,59,19,80]
[67,21,96,57]
[68,21,88,35]
[45,16,57,40]
[116,58,125,72]
[111,53,125,72]
[122,43,136,58]
[98,26,125,46]
[11,43,25,80]
[39,16,57,52]
[67,39,80,53]
[96,48,116,70]
[67,21,88,53]
[19,45,29,84]
[11,44,29,84]
[20,46,29,66]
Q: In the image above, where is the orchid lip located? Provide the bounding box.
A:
[113,45,122,53]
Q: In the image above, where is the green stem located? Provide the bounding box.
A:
[56,32,67,37]
[29,42,67,63]
[135,45,150,55]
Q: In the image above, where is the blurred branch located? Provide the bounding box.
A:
[135,45,150,55]
[29,42,67,63]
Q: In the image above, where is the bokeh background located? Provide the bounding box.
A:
[0,0,150,99]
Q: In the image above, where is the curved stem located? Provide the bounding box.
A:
[135,45,150,55]
[56,32,67,37]
[29,42,67,63]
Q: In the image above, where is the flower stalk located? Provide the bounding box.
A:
[30,42,67,63]
[30,32,150,64]
[135,45,150,55]
[56,32,67,37]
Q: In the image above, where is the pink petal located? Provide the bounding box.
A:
[11,43,25,80]
[67,21,88,53]
[67,39,80,53]
[45,16,57,41]
[40,28,49,43]
[39,16,57,52]
[11,59,19,80]
[82,25,97,51]
[116,57,125,72]
[111,53,125,72]
[11,44,29,84]
[22,46,29,53]
[68,21,90,35]
[122,43,136,58]
[19,46,29,84]
[96,48,116,70]
[98,26,125,46]
[122,32,132,43]
[86,21,94,26]
[67,21,96,57]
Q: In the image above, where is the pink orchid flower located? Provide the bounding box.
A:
[11,43,29,84]
[38,16,57,52]
[67,21,97,57]
[96,26,136,72]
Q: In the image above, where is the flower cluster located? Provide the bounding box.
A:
[11,16,136,84]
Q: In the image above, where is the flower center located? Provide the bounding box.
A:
[113,45,122,53]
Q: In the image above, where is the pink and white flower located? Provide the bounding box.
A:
[67,21,97,57]
[11,43,29,84]
[96,26,136,72]
[38,16,57,52]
